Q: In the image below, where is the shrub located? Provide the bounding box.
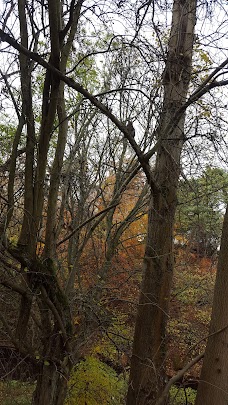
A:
[65,356,127,404]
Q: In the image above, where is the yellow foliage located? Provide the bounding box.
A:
[65,357,127,405]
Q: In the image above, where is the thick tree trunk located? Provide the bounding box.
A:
[32,295,73,405]
[195,207,228,405]
[32,354,71,405]
[127,193,178,404]
[127,1,196,404]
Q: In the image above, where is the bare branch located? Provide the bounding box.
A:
[1,279,28,296]
[156,353,204,405]
[156,324,228,404]
[190,57,228,100]
[0,29,158,193]
[57,201,120,246]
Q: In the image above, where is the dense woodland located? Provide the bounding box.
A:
[0,1,228,404]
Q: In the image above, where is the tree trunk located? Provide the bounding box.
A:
[32,351,71,405]
[195,206,228,405]
[126,1,196,404]
[32,291,73,405]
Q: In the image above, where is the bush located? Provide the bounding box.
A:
[65,356,127,405]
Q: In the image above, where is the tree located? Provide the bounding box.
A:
[126,1,197,402]
[195,205,228,404]
[176,167,228,256]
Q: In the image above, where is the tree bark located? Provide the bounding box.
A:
[30,259,73,405]
[32,332,72,405]
[33,364,69,405]
[127,1,196,404]
[17,0,36,252]
[195,206,228,404]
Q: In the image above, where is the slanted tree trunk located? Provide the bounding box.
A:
[126,1,197,403]
[195,206,228,405]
